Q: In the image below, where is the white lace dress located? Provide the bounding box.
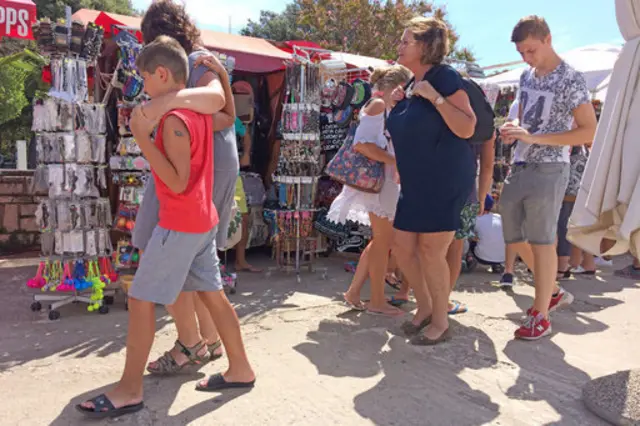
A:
[327,110,400,226]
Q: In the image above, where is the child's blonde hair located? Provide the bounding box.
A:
[136,35,189,84]
[370,64,412,91]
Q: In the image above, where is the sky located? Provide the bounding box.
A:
[131,0,622,67]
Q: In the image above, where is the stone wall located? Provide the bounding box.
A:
[0,171,43,255]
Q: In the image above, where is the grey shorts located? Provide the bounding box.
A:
[129,226,223,305]
[499,162,569,245]
[132,169,237,250]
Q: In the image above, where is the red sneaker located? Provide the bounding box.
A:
[515,310,552,340]
[549,288,574,313]
[527,288,575,316]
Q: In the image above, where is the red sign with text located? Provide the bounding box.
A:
[0,0,36,40]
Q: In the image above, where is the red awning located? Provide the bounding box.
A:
[71,8,290,74]
[94,11,143,43]
[0,0,36,40]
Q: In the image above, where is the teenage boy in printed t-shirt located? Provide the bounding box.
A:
[500,16,597,341]
[77,36,255,420]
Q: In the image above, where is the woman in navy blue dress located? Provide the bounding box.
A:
[387,17,477,345]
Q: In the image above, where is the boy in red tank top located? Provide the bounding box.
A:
[77,36,254,419]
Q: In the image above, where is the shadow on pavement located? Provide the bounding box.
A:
[48,372,251,426]
[503,339,607,426]
[295,318,500,424]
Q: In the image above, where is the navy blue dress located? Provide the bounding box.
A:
[387,65,475,233]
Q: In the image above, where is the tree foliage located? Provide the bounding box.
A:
[241,0,474,62]
[241,4,305,41]
[0,0,135,160]
[33,0,135,21]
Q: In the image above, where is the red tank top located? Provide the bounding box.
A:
[153,109,218,233]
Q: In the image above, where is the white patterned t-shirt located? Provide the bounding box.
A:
[516,61,590,163]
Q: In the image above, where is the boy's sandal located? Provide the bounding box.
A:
[195,373,256,392]
[208,340,224,361]
[146,340,210,375]
[75,394,144,419]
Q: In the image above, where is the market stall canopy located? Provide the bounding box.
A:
[277,40,389,70]
[483,43,622,97]
[71,8,291,73]
[0,0,36,39]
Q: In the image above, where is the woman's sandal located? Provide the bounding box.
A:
[146,340,210,375]
[385,273,401,290]
[208,340,223,361]
[410,328,451,346]
[401,317,432,337]
[195,373,256,392]
[75,394,144,419]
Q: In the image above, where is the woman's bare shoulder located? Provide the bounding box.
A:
[363,98,386,116]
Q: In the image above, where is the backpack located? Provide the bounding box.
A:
[460,77,495,144]
[418,65,496,144]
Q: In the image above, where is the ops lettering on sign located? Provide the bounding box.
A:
[0,6,30,37]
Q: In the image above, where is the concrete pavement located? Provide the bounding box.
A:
[0,254,639,425]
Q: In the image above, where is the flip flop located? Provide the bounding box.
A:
[385,277,401,291]
[387,296,409,307]
[344,261,357,273]
[236,265,263,273]
[195,373,255,392]
[75,394,144,419]
[343,299,366,311]
[448,301,468,315]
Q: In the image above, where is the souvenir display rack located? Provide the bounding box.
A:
[27,17,117,320]
[108,30,148,277]
[266,49,327,282]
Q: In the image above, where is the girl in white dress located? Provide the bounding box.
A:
[328,64,412,317]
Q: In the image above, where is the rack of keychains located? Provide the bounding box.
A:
[27,17,118,320]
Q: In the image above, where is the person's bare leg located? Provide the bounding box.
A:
[196,291,255,385]
[446,238,465,311]
[504,244,518,274]
[147,292,208,370]
[344,242,371,308]
[396,279,410,299]
[581,252,596,271]
[511,242,534,270]
[418,232,455,340]
[531,243,558,318]
[569,246,583,269]
[193,295,223,357]
[80,297,154,410]
[366,213,402,316]
[235,213,261,272]
[558,255,570,273]
[393,230,432,324]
